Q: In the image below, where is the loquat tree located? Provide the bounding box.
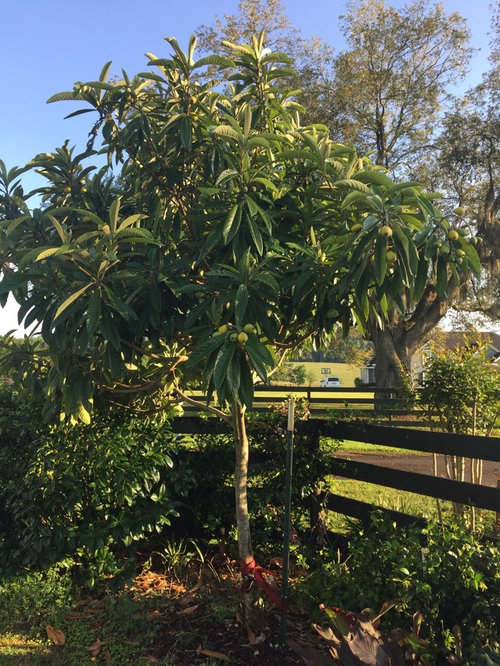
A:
[0,34,480,593]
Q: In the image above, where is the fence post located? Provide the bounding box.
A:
[497,473,500,536]
[306,421,326,543]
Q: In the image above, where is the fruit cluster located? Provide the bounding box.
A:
[216,323,257,347]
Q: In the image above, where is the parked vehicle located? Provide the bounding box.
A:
[320,376,341,388]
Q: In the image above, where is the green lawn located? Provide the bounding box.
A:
[273,361,362,387]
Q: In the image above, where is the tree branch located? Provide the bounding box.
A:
[173,386,232,423]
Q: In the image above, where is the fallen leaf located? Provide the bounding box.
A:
[189,581,201,593]
[196,645,230,661]
[104,648,112,663]
[120,640,140,646]
[74,597,94,608]
[178,603,200,615]
[86,639,104,657]
[288,638,333,666]
[45,625,66,646]
[147,610,162,621]
[245,624,256,644]
[65,613,95,620]
[143,657,160,664]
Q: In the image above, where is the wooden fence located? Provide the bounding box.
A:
[171,415,500,537]
[181,385,434,426]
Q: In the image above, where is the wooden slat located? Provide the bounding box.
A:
[323,493,427,530]
[297,421,500,462]
[330,457,500,512]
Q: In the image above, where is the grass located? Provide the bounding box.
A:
[335,438,423,454]
[0,560,244,666]
[273,361,362,387]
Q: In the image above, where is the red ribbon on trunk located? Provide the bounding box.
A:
[239,559,289,612]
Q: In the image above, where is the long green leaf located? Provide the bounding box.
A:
[53,284,92,323]
[248,215,263,255]
[108,198,121,235]
[222,205,241,244]
[214,341,236,389]
[234,284,248,325]
[460,239,481,276]
[238,357,254,408]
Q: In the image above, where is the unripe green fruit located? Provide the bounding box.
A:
[237,331,248,344]
[243,324,256,334]
[386,250,397,263]
[448,230,459,241]
[351,223,362,233]
[456,249,466,257]
[379,225,393,237]
[458,228,467,237]
[453,207,465,216]
[230,333,238,342]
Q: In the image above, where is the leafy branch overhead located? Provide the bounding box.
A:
[0,32,480,421]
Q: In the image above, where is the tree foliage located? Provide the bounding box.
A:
[190,0,490,387]
[0,34,481,566]
[421,339,499,436]
[330,0,472,171]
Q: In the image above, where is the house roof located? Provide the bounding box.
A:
[437,331,500,354]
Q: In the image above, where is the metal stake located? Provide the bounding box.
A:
[280,398,295,646]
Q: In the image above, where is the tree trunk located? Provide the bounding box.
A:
[368,284,460,389]
[372,326,412,389]
[232,401,253,564]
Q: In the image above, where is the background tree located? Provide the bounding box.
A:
[194,0,336,126]
[329,0,472,171]
[0,35,479,585]
[430,5,500,329]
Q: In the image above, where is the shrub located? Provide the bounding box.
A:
[0,391,187,584]
[421,340,499,436]
[295,515,500,662]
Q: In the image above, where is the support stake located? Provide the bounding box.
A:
[280,398,294,646]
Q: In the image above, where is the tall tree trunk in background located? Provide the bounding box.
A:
[370,326,411,389]
[368,283,460,388]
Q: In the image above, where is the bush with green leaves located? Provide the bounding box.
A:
[272,362,308,385]
[295,515,500,663]
[0,390,190,584]
[421,340,499,436]
[166,403,334,559]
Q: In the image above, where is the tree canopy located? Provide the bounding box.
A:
[0,33,481,566]
[0,33,481,408]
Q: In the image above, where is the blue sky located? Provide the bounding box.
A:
[0,0,495,334]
